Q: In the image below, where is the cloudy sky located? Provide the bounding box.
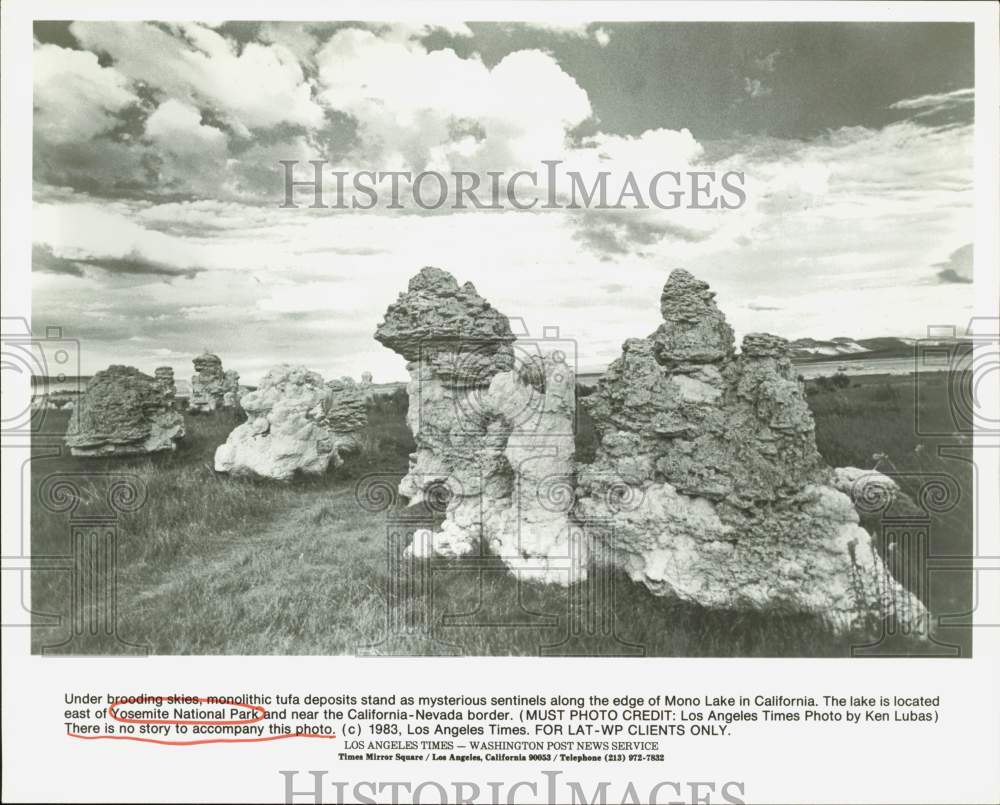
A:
[32,21,975,382]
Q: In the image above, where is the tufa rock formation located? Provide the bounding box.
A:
[213,365,367,480]
[575,269,927,631]
[222,369,241,408]
[375,267,582,583]
[190,352,240,413]
[65,365,184,456]
[375,267,516,385]
[376,266,928,633]
[154,366,176,403]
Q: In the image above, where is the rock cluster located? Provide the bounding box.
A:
[189,352,240,413]
[376,266,928,633]
[213,365,367,480]
[375,267,581,583]
[65,365,184,456]
[576,269,927,631]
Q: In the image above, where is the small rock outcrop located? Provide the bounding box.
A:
[213,365,367,480]
[154,366,176,403]
[65,365,184,456]
[375,267,581,583]
[222,369,241,408]
[576,269,927,631]
[190,352,240,413]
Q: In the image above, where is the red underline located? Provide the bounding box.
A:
[68,732,337,746]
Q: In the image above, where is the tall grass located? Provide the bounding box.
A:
[29,374,971,656]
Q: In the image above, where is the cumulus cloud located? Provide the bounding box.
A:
[33,43,138,143]
[29,23,975,379]
[69,21,324,132]
[145,99,227,152]
[315,29,591,172]
[144,99,229,191]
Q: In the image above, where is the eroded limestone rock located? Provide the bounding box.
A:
[376,265,928,633]
[375,266,515,385]
[577,269,928,632]
[213,365,366,480]
[376,267,582,583]
[154,366,176,403]
[65,365,184,456]
[190,352,240,413]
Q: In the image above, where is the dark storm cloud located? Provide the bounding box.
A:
[34,243,203,279]
[74,249,203,278]
[33,243,84,276]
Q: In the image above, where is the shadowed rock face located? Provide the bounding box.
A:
[576,268,927,632]
[213,365,367,481]
[65,365,184,456]
[583,271,827,507]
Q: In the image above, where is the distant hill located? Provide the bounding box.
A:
[788,338,865,358]
[786,335,967,363]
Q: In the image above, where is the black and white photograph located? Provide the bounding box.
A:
[2,3,998,804]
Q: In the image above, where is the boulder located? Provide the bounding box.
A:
[576,269,928,632]
[213,365,367,480]
[65,365,184,456]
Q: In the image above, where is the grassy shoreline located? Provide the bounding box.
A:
[28,373,972,656]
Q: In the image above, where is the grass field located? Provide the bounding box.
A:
[28,374,973,656]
